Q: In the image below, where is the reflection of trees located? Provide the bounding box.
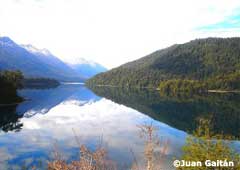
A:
[21,78,60,89]
[0,105,23,132]
[89,86,240,138]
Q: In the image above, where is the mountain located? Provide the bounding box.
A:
[0,37,84,81]
[20,44,85,80]
[65,58,107,79]
[87,37,240,89]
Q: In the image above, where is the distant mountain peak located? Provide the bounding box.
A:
[21,44,52,56]
[0,36,17,46]
[0,36,13,42]
[0,36,106,81]
[66,57,98,67]
[64,57,107,78]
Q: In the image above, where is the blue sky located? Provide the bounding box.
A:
[197,10,240,32]
[0,0,240,68]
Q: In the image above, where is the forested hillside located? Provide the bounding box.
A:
[87,38,240,90]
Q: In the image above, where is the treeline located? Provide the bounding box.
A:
[158,79,207,94]
[0,70,24,104]
[158,71,240,95]
[22,78,60,89]
[207,71,240,90]
[87,38,240,91]
[0,70,60,104]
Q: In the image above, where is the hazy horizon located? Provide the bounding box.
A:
[1,0,240,69]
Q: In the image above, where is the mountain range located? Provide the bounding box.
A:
[0,37,106,81]
[87,37,240,90]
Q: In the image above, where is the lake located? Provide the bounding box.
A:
[0,84,240,170]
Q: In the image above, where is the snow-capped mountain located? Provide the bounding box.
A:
[65,58,107,78]
[0,37,84,81]
[21,44,80,77]
[66,57,96,66]
[21,44,51,56]
[0,36,106,80]
[22,45,107,79]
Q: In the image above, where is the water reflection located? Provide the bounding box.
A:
[0,105,23,132]
[16,84,101,117]
[0,84,240,169]
[89,86,240,138]
[0,85,187,169]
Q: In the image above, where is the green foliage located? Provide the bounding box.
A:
[157,72,240,94]
[207,71,240,90]
[158,79,207,94]
[178,119,240,170]
[0,70,24,88]
[87,38,240,90]
[0,70,24,104]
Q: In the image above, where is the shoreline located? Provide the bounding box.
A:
[0,101,22,107]
[61,82,85,85]
[1,86,239,107]
[208,90,240,93]
[87,84,240,94]
[0,98,29,107]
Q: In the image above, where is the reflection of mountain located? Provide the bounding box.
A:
[0,105,23,132]
[17,84,101,117]
[89,86,240,137]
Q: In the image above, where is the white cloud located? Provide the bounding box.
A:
[0,0,239,68]
[0,98,186,169]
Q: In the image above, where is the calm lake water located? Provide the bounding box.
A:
[0,84,240,170]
